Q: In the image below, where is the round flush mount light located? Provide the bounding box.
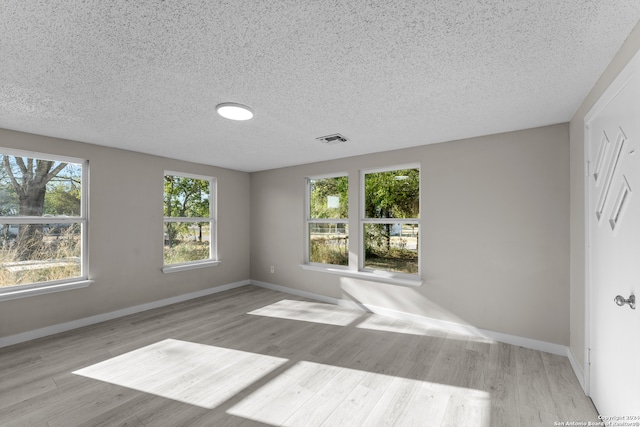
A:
[216,102,254,121]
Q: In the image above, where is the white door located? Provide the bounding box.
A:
[586,51,640,416]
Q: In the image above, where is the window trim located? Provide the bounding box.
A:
[162,170,217,270]
[360,163,421,279]
[0,279,93,302]
[305,172,349,267]
[300,263,422,286]
[304,165,422,284]
[0,147,90,299]
[161,260,221,274]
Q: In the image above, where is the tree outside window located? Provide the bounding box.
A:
[362,167,419,275]
[0,151,86,288]
[307,175,348,266]
[163,173,215,266]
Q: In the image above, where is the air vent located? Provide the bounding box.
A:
[316,133,348,144]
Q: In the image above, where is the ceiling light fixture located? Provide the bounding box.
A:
[216,102,254,121]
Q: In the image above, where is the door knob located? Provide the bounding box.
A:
[614,294,636,309]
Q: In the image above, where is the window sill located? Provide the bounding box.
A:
[299,264,422,287]
[162,260,221,274]
[0,279,94,302]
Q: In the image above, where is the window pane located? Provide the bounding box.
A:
[364,169,419,219]
[164,222,211,265]
[309,176,348,219]
[309,223,348,266]
[363,223,418,274]
[0,155,82,217]
[164,176,210,218]
[0,223,82,287]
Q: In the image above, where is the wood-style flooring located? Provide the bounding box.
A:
[0,285,598,426]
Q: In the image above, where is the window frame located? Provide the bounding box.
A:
[0,147,91,301]
[360,164,421,280]
[162,170,218,273]
[302,165,422,286]
[305,172,349,268]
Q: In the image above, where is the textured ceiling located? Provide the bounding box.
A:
[1,1,640,172]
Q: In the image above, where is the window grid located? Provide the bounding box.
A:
[360,165,420,278]
[163,171,216,267]
[0,148,88,291]
[305,174,349,267]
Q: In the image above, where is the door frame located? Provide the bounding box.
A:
[583,48,640,398]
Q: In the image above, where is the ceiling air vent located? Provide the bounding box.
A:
[316,133,348,144]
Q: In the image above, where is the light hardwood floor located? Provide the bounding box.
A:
[0,285,598,426]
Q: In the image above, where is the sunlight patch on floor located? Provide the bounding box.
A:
[72,337,491,424]
[73,339,288,409]
[247,299,364,326]
[248,299,496,344]
[226,360,491,426]
[354,314,441,336]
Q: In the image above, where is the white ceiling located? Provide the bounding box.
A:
[1,1,640,172]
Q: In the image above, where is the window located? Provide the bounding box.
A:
[303,165,420,284]
[0,149,87,290]
[163,172,216,269]
[306,174,348,266]
[362,166,419,276]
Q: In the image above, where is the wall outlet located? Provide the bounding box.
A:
[270,266,275,274]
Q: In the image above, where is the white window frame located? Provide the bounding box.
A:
[301,166,422,286]
[0,148,91,301]
[162,171,218,273]
[305,172,349,268]
[360,164,421,280]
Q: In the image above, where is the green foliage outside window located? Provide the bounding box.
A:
[0,154,83,287]
[308,176,348,266]
[364,169,419,274]
[307,170,420,274]
[163,175,212,265]
[309,176,348,219]
[364,169,419,219]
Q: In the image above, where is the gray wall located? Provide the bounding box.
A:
[0,128,251,337]
[569,21,640,371]
[251,124,570,345]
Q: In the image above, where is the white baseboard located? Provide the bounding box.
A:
[567,347,587,393]
[250,280,569,357]
[0,280,250,349]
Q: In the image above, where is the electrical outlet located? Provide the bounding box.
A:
[270,266,275,274]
